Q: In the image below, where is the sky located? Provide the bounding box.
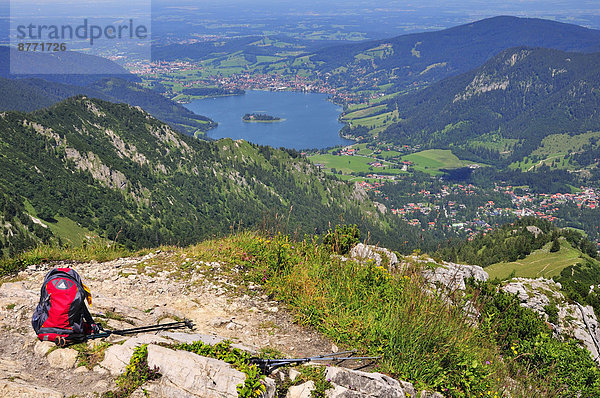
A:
[2,0,600,43]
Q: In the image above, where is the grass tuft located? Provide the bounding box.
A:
[0,240,133,276]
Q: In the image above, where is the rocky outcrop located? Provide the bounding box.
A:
[100,334,170,375]
[145,344,248,398]
[0,380,64,398]
[422,261,488,291]
[525,226,543,238]
[326,367,407,397]
[100,334,276,397]
[33,341,55,357]
[502,278,600,363]
[0,253,345,396]
[47,347,78,369]
[349,244,398,267]
[286,381,315,398]
[276,366,443,398]
[502,278,561,314]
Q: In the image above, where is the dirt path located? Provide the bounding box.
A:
[0,251,335,397]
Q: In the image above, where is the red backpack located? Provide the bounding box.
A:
[32,268,97,346]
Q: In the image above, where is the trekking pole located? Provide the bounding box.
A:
[87,319,195,340]
[249,350,381,374]
[252,350,354,366]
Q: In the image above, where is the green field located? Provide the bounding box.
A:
[401,149,475,175]
[377,150,404,159]
[485,239,586,280]
[309,148,479,178]
[342,104,387,120]
[335,174,386,183]
[24,201,98,246]
[256,55,284,63]
[218,53,249,68]
[354,143,374,155]
[292,55,316,67]
[48,217,99,246]
[468,133,520,153]
[419,62,447,75]
[509,154,575,172]
[309,153,401,174]
[344,93,402,112]
[507,131,600,171]
[354,43,393,60]
[347,110,399,136]
[532,131,600,157]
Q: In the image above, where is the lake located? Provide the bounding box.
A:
[184,90,353,149]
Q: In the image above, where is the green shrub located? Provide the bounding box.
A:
[323,224,360,255]
[231,231,600,397]
[174,340,266,398]
[102,344,160,398]
[71,341,111,369]
[518,333,600,395]
[543,303,559,324]
[278,366,333,398]
[470,280,600,396]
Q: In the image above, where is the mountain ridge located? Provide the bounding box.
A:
[378,47,600,165]
[0,77,215,136]
[309,16,600,91]
[0,96,419,255]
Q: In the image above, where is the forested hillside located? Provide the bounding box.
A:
[379,47,600,165]
[437,217,598,266]
[0,96,419,256]
[88,78,217,135]
[0,77,215,135]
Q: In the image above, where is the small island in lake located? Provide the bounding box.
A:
[242,113,284,122]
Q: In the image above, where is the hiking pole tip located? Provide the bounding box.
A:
[184,319,195,330]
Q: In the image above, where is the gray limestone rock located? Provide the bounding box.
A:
[147,344,246,397]
[263,377,277,398]
[33,340,55,357]
[285,380,315,398]
[526,226,543,237]
[350,243,398,268]
[286,380,315,398]
[0,380,64,398]
[47,348,78,369]
[326,385,366,398]
[325,367,408,397]
[99,334,170,375]
[422,262,488,291]
[502,278,600,363]
[502,278,562,314]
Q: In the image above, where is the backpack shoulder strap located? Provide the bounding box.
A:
[82,300,95,326]
[82,283,92,306]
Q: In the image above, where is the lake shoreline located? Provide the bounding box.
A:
[184,90,353,150]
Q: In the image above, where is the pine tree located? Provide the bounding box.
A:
[550,238,561,253]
